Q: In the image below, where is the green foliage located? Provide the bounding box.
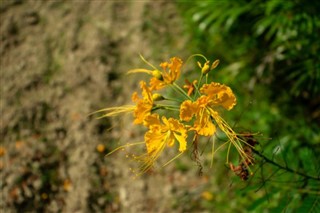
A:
[178,0,320,98]
[177,0,320,212]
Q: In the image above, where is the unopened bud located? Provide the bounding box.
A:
[201,61,210,74]
[152,70,163,80]
[197,61,202,69]
[210,59,220,70]
[152,93,164,101]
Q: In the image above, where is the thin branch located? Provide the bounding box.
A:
[252,148,320,181]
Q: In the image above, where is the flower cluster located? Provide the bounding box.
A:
[96,54,254,176]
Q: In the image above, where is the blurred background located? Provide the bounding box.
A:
[1,0,319,212]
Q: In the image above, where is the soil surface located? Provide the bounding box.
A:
[1,1,213,212]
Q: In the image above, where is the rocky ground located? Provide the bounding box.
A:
[1,1,215,212]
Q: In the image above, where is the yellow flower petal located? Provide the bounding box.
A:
[140,81,153,103]
[149,77,166,90]
[161,57,183,84]
[192,108,216,136]
[180,100,198,121]
[142,114,188,171]
[133,102,152,124]
[132,81,154,124]
[131,92,139,102]
[167,117,187,152]
[144,113,161,127]
[145,127,166,155]
[173,132,187,152]
[180,96,218,136]
[200,82,236,110]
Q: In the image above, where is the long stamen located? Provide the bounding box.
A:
[92,105,136,118]
[139,142,166,174]
[127,69,153,75]
[105,142,145,157]
[139,54,158,70]
[163,152,184,167]
[209,108,248,164]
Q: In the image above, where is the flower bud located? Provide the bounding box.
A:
[210,59,220,70]
[197,61,202,69]
[152,70,163,80]
[152,93,164,101]
[201,61,211,74]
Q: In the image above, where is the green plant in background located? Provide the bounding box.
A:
[177,0,320,212]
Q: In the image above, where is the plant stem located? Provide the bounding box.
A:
[252,148,320,181]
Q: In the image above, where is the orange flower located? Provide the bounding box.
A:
[132,81,154,124]
[94,81,153,125]
[180,82,236,136]
[183,79,198,96]
[160,57,183,84]
[200,82,236,110]
[180,96,216,136]
[149,77,166,91]
[127,56,183,91]
[141,114,188,172]
[150,57,183,90]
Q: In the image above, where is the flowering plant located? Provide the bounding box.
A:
[95,54,256,178]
